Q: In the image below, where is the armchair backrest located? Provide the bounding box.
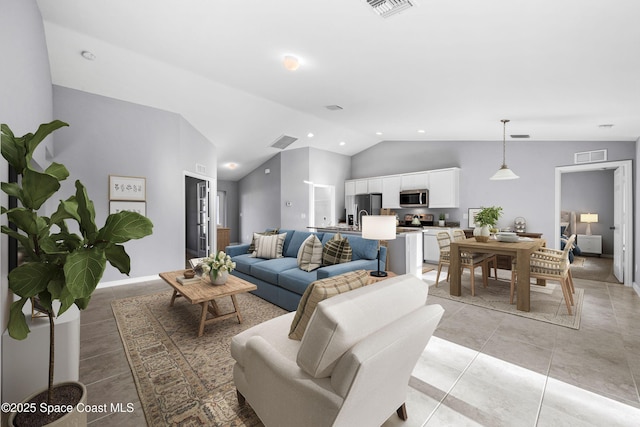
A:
[296,274,429,378]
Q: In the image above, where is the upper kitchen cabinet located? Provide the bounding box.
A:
[367,178,383,194]
[345,180,356,197]
[355,179,369,195]
[428,168,460,208]
[382,175,401,208]
[400,172,429,190]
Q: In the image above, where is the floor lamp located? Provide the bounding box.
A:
[362,215,397,277]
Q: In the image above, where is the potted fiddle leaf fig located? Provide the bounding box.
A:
[1,120,153,426]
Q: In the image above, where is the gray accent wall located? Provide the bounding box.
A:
[561,170,615,255]
[52,86,216,281]
[351,139,636,253]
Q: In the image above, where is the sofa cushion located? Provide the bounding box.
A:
[248,228,279,253]
[288,270,369,341]
[233,254,268,275]
[297,234,323,272]
[322,233,353,266]
[251,257,300,284]
[254,232,287,259]
[343,234,379,261]
[296,274,429,379]
[278,268,320,296]
[284,231,321,258]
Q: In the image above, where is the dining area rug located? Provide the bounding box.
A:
[424,271,583,329]
[111,290,286,426]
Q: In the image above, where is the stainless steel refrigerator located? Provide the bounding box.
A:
[354,193,382,226]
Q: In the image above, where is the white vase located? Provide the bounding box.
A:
[473,224,491,242]
[210,270,229,285]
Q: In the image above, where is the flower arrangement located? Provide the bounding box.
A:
[199,251,236,280]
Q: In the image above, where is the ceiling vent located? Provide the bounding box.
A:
[365,0,417,18]
[270,134,298,150]
[325,105,343,111]
[574,149,607,164]
[510,134,530,138]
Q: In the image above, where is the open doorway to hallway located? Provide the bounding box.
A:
[185,175,210,267]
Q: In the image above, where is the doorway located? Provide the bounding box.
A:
[309,184,335,227]
[185,173,215,266]
[554,160,633,287]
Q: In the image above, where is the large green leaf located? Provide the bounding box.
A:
[64,247,106,299]
[1,225,34,255]
[24,120,68,163]
[22,168,61,210]
[5,208,40,236]
[56,287,76,317]
[1,182,23,203]
[44,162,69,181]
[8,263,57,298]
[98,211,153,244]
[105,244,131,274]
[8,298,30,340]
[52,197,80,225]
[1,124,27,172]
[74,181,98,241]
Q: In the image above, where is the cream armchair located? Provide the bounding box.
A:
[231,274,444,427]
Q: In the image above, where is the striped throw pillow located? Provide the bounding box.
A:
[322,233,352,266]
[297,234,323,272]
[254,232,287,259]
[247,229,279,253]
[288,270,369,340]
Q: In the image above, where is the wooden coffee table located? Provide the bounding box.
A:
[159,271,257,337]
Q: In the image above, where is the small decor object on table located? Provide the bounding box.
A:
[472,206,503,242]
[197,251,236,285]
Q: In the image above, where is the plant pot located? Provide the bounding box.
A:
[438,220,445,226]
[210,270,229,285]
[8,381,87,427]
[473,224,491,243]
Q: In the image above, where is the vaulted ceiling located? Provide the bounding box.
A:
[36,0,640,180]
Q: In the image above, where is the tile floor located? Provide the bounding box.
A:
[79,269,640,426]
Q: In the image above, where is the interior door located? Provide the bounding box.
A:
[613,167,624,281]
[197,180,210,257]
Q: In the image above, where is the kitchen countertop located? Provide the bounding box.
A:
[308,226,422,235]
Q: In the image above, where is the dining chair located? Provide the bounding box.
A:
[435,231,489,296]
[510,234,576,314]
[451,229,497,280]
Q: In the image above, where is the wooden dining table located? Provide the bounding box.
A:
[449,237,546,312]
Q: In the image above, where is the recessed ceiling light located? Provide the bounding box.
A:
[417,129,425,133]
[226,162,238,169]
[81,50,96,61]
[283,55,300,71]
[307,132,314,138]
[598,124,614,128]
[376,131,383,136]
[339,141,346,146]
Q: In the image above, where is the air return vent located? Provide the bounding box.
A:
[270,135,298,150]
[365,0,417,18]
[325,105,343,111]
[574,149,607,164]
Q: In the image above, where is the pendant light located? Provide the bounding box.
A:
[490,119,519,180]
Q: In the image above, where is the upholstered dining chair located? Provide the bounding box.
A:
[510,234,576,314]
[435,231,489,296]
[451,229,497,279]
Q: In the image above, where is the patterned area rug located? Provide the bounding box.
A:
[425,272,583,329]
[111,290,287,426]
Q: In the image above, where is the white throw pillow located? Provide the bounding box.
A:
[254,232,287,259]
[296,234,323,272]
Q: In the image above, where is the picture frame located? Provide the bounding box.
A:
[468,208,481,228]
[109,175,146,201]
[110,201,147,217]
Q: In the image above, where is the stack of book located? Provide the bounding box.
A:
[176,275,201,285]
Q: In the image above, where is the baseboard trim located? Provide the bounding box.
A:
[98,274,159,289]
[633,281,640,297]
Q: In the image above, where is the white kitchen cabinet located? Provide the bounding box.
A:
[367,178,383,194]
[355,179,369,195]
[400,172,429,190]
[345,180,356,197]
[382,176,402,208]
[577,234,602,255]
[428,168,460,208]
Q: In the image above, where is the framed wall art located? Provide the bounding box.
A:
[109,175,146,201]
[468,208,481,228]
[110,201,147,217]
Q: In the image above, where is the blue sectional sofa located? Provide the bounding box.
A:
[225,229,387,311]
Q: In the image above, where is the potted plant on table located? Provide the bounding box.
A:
[1,121,153,426]
[438,213,446,227]
[473,206,503,242]
[197,251,236,285]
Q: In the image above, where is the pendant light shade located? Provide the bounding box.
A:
[490,119,519,180]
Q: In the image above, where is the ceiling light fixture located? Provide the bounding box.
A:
[376,131,383,136]
[417,129,425,133]
[339,141,346,146]
[490,119,519,180]
[81,50,96,61]
[307,132,314,138]
[226,162,238,170]
[283,55,300,71]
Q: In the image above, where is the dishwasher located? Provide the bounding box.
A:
[422,227,451,263]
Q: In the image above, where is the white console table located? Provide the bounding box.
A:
[577,234,602,255]
[2,301,80,403]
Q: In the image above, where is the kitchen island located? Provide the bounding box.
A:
[309,226,423,277]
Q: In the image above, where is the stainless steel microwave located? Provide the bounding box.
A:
[399,189,428,207]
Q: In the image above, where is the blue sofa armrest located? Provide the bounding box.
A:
[226,244,250,257]
[317,259,385,279]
